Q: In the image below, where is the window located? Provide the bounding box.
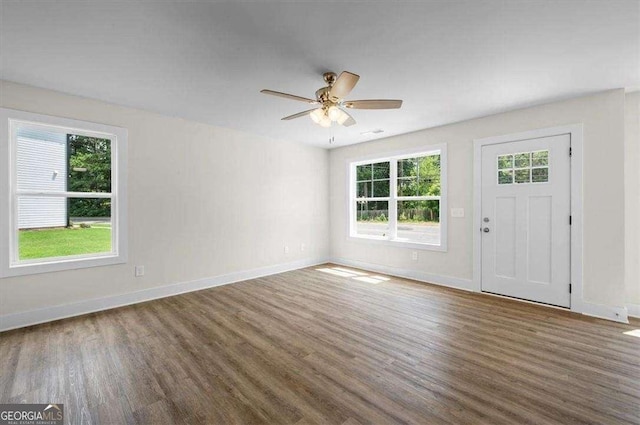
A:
[0,108,127,277]
[349,145,447,250]
[498,150,549,185]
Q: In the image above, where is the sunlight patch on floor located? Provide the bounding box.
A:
[332,267,368,276]
[622,329,640,338]
[316,266,390,284]
[369,275,390,281]
[353,276,386,284]
[315,268,358,278]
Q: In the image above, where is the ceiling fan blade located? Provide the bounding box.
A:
[340,110,357,127]
[281,109,318,121]
[344,99,403,109]
[329,71,360,100]
[261,89,318,104]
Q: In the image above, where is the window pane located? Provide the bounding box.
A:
[357,181,371,197]
[498,154,513,169]
[416,155,441,196]
[398,155,440,196]
[355,200,389,237]
[356,164,372,181]
[498,170,513,184]
[397,200,440,245]
[68,135,112,193]
[18,196,112,260]
[16,126,68,192]
[397,158,417,178]
[514,153,530,168]
[532,150,549,167]
[372,180,390,197]
[397,177,416,196]
[372,162,390,179]
[532,167,549,183]
[69,198,112,220]
[16,128,112,194]
[514,169,530,184]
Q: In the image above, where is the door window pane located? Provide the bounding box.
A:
[497,150,549,185]
[498,170,514,184]
[514,153,531,168]
[498,154,513,169]
[515,169,530,184]
[532,167,549,183]
[532,150,549,166]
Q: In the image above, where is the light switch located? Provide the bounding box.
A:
[451,208,465,218]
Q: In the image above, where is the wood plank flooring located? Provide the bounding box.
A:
[1,264,639,424]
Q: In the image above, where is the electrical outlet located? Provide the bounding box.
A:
[301,243,305,252]
[135,265,145,277]
[284,246,290,254]
[411,251,418,261]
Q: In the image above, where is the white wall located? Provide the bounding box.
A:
[0,81,632,325]
[330,90,627,310]
[625,91,640,311]
[0,80,329,317]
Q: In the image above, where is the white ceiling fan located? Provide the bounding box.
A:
[261,71,402,128]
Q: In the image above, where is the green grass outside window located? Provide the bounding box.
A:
[19,226,112,260]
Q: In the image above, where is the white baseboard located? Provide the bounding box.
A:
[330,257,475,292]
[0,257,328,332]
[627,303,640,319]
[3,256,631,332]
[330,257,630,324]
[578,301,628,323]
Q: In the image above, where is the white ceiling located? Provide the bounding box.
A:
[1,1,638,148]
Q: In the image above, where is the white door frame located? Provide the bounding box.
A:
[473,124,584,313]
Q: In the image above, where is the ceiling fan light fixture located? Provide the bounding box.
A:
[327,106,341,121]
[319,115,332,127]
[336,109,350,125]
[310,108,324,124]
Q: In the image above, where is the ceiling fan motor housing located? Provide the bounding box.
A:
[315,87,331,104]
[323,72,337,85]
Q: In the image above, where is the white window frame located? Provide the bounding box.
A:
[0,108,128,277]
[347,144,447,251]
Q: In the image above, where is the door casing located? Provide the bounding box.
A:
[473,124,583,313]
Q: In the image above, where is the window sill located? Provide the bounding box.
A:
[2,253,127,278]
[348,235,447,252]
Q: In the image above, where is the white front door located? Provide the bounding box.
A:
[481,134,571,307]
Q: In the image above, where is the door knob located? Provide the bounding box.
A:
[483,227,490,233]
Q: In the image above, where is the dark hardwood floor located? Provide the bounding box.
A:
[1,264,639,424]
